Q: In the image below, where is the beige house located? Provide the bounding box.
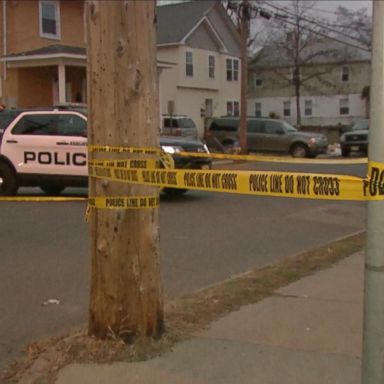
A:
[156,1,241,137]
[248,41,371,127]
[0,0,86,108]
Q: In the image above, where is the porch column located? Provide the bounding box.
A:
[58,63,66,103]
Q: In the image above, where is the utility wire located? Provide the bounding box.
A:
[270,12,371,53]
[262,1,370,44]
[263,1,371,48]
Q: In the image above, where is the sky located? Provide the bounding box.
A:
[308,0,372,13]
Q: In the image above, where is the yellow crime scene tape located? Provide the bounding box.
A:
[0,146,378,206]
[0,196,86,202]
[88,195,160,209]
[89,163,369,201]
[88,145,162,155]
[174,151,368,165]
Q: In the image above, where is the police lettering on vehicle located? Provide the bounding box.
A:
[24,152,86,166]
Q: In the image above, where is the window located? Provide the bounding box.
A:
[283,101,291,117]
[247,120,265,133]
[254,76,263,88]
[12,114,86,136]
[340,98,349,115]
[341,66,349,82]
[255,102,262,117]
[186,51,193,77]
[233,59,239,81]
[12,115,57,135]
[265,121,285,134]
[304,100,312,116]
[57,114,87,136]
[209,55,215,78]
[39,0,60,39]
[226,58,239,81]
[227,101,240,116]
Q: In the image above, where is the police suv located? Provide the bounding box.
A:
[0,110,210,196]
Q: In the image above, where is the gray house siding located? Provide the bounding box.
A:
[186,22,221,52]
[207,8,241,57]
[249,61,370,99]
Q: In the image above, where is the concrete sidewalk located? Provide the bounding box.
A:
[56,252,364,384]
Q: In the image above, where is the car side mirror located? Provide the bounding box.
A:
[277,129,285,135]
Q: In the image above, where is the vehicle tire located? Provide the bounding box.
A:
[40,185,66,195]
[290,143,309,158]
[0,162,18,196]
[341,148,350,157]
[163,188,188,196]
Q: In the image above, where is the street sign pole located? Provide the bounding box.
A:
[362,2,384,383]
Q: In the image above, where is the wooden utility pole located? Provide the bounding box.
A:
[362,2,384,382]
[239,0,250,154]
[86,1,163,340]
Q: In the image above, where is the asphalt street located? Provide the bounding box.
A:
[0,161,367,370]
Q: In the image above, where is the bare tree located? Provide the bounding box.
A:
[334,6,372,49]
[257,0,344,127]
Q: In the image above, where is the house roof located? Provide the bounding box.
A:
[250,39,371,69]
[156,0,216,45]
[2,44,176,69]
[4,1,239,60]
[5,44,86,59]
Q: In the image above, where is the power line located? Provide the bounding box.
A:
[262,1,371,50]
[263,1,370,46]
[270,12,371,53]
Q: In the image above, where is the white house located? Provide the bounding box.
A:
[247,40,371,128]
[156,1,242,137]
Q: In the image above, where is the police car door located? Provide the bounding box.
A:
[55,112,87,176]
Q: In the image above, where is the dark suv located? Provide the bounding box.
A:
[339,119,369,157]
[208,117,328,158]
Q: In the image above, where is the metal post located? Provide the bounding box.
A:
[362,2,384,383]
[58,63,66,104]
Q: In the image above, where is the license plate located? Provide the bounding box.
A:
[351,146,359,151]
[201,164,210,170]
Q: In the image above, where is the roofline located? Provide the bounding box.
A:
[1,53,86,62]
[213,2,241,46]
[157,42,182,48]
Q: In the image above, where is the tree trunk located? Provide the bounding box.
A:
[239,0,249,153]
[87,0,163,340]
[294,66,301,128]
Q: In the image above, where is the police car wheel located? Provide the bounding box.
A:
[0,162,18,196]
[40,185,66,196]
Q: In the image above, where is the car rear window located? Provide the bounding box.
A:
[164,118,196,129]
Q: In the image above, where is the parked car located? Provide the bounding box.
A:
[0,110,210,196]
[161,115,198,138]
[339,119,369,157]
[207,117,328,158]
